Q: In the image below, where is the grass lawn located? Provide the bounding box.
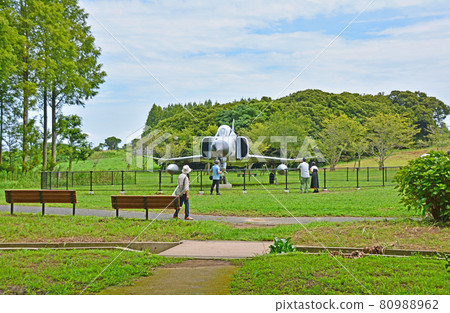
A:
[0,186,413,218]
[0,249,184,295]
[230,253,449,295]
[1,213,448,252]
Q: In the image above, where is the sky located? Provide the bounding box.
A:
[64,0,450,145]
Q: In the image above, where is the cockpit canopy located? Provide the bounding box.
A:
[215,125,231,137]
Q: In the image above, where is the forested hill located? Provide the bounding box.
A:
[143,89,449,161]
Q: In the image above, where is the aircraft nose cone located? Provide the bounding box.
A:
[212,140,229,157]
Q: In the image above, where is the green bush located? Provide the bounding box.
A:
[269,237,297,254]
[394,151,449,222]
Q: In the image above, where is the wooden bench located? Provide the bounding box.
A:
[111,195,180,220]
[5,190,78,216]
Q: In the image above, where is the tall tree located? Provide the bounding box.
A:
[104,136,122,150]
[366,113,418,168]
[32,0,69,169]
[318,115,365,171]
[58,114,89,171]
[48,0,106,169]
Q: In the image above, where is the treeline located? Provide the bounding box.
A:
[0,0,105,172]
[143,89,450,168]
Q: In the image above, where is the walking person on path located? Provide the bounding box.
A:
[172,165,193,220]
[297,158,310,193]
[310,161,319,193]
[210,160,222,195]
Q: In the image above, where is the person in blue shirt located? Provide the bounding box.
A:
[210,160,222,195]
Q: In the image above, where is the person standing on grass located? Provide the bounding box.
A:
[210,160,222,195]
[172,165,193,220]
[297,158,310,193]
[310,161,319,193]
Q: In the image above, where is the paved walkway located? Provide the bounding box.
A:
[158,240,273,259]
[0,204,395,225]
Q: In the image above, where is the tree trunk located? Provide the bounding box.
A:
[42,87,48,169]
[20,1,30,172]
[0,95,3,165]
[51,88,57,170]
[22,73,29,170]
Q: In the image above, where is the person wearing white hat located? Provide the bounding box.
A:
[172,164,193,220]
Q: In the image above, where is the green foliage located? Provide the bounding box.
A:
[319,114,365,170]
[58,115,91,171]
[269,237,296,254]
[104,136,122,150]
[366,113,418,167]
[216,103,263,131]
[394,151,450,222]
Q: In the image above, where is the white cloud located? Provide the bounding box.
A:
[77,0,450,144]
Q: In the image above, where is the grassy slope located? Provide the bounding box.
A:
[54,150,159,171]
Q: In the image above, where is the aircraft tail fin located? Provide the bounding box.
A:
[231,119,235,132]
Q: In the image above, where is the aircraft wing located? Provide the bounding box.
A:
[246,154,316,163]
[156,155,204,162]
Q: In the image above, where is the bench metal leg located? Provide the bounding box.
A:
[42,204,45,216]
[116,209,119,218]
[73,204,76,216]
[10,203,14,215]
[146,209,148,220]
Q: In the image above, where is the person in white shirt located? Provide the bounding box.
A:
[297,158,310,193]
[310,161,319,193]
[172,165,193,220]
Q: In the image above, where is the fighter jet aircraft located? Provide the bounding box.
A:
[156,120,312,175]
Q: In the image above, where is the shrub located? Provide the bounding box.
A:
[269,238,297,254]
[394,151,449,222]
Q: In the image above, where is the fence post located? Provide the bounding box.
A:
[49,173,52,190]
[41,172,44,189]
[243,169,246,193]
[356,167,359,189]
[200,169,204,194]
[135,171,137,185]
[89,171,93,194]
[111,172,114,185]
[284,170,289,193]
[66,171,69,190]
[346,167,349,181]
[56,172,59,188]
[367,167,369,181]
[71,172,74,187]
[158,170,162,193]
[382,167,385,187]
[121,170,124,194]
[323,168,327,190]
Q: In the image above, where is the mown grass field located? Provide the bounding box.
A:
[0,213,448,295]
[0,249,184,295]
[1,213,448,251]
[0,147,447,295]
[0,186,411,218]
[230,253,449,295]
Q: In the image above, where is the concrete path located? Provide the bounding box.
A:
[158,240,273,259]
[0,204,396,225]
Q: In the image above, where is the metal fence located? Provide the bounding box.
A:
[40,166,401,193]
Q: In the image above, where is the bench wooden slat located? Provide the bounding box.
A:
[5,190,77,216]
[111,195,179,219]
